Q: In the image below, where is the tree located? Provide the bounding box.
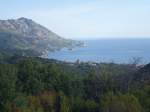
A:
[131,85,150,112]
[16,59,44,95]
[101,92,142,112]
[0,64,17,112]
[60,92,71,112]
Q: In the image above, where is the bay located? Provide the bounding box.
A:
[48,38,150,64]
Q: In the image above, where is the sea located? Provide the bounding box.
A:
[48,38,150,64]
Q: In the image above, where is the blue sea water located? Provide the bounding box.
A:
[48,39,150,64]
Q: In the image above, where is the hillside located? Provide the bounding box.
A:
[0,56,149,112]
[0,17,81,56]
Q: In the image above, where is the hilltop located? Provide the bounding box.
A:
[0,17,81,57]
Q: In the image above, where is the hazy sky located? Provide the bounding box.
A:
[0,0,150,39]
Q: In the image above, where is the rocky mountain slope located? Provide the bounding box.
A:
[0,17,80,56]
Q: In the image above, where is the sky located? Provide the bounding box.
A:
[0,0,150,39]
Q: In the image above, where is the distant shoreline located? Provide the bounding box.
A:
[47,39,150,64]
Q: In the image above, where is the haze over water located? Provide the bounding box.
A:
[48,38,150,64]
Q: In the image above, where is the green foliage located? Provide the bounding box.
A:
[0,64,17,112]
[70,96,99,112]
[0,57,149,112]
[101,92,142,112]
[17,59,44,95]
[131,85,150,112]
[60,92,71,112]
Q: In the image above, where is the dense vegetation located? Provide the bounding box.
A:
[0,56,149,112]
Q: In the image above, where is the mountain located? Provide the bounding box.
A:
[0,17,81,57]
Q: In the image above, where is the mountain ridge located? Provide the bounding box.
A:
[0,17,81,57]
